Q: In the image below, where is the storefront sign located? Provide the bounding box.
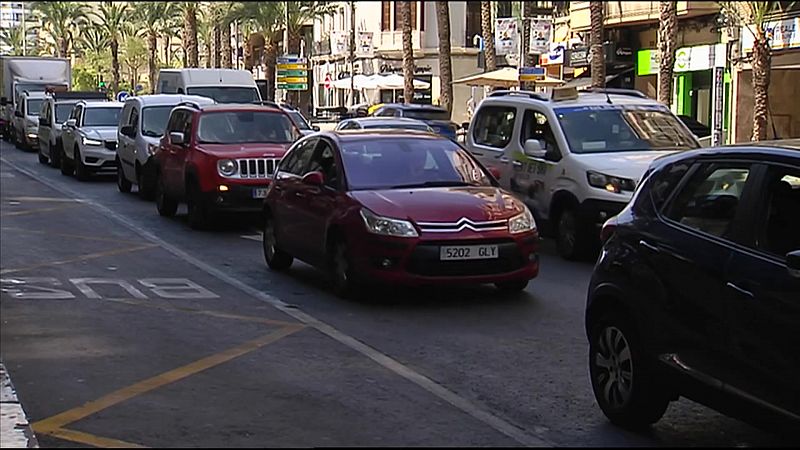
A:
[741,17,800,52]
[711,66,724,146]
[566,47,589,67]
[529,19,552,54]
[495,18,519,56]
[636,44,725,76]
[541,42,566,65]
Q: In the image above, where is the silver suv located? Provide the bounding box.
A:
[37,91,108,168]
[60,100,124,181]
[116,94,214,199]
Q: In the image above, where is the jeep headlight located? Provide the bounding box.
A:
[82,136,103,146]
[360,208,418,238]
[587,171,635,194]
[508,207,537,234]
[217,159,238,177]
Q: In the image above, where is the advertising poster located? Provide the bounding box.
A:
[529,19,552,54]
[356,32,374,58]
[495,18,519,56]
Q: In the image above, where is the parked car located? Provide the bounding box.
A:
[279,103,319,136]
[371,103,458,140]
[678,114,713,147]
[116,94,215,199]
[155,68,262,103]
[586,141,800,434]
[465,87,700,260]
[37,90,108,167]
[11,90,45,151]
[334,117,435,133]
[153,103,300,229]
[261,130,540,298]
[59,100,124,180]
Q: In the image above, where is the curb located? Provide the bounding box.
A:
[0,362,38,448]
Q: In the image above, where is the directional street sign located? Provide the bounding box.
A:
[518,67,545,82]
[277,55,308,91]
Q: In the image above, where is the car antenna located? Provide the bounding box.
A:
[603,87,612,104]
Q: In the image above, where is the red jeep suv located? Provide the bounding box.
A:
[154,102,299,229]
[262,130,540,298]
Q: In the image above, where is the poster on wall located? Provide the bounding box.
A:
[529,19,552,54]
[330,31,347,55]
[356,32,374,58]
[495,18,519,56]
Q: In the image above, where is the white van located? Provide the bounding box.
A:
[155,68,262,103]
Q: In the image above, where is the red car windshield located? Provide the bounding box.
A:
[340,137,493,190]
[197,111,297,144]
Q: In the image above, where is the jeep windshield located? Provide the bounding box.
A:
[185,87,260,104]
[141,105,175,137]
[83,107,122,127]
[197,111,297,144]
[554,105,699,154]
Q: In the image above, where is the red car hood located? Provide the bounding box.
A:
[350,186,525,222]
[196,142,290,158]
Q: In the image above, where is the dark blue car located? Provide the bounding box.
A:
[586,140,800,435]
[371,104,458,140]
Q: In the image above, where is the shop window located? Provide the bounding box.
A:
[497,1,513,18]
[465,2,481,48]
[394,1,418,31]
[381,1,391,31]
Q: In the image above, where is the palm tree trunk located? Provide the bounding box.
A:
[148,32,158,94]
[480,1,496,72]
[436,1,453,114]
[265,39,278,102]
[287,29,303,106]
[400,1,414,104]
[164,36,170,67]
[657,1,677,105]
[222,22,232,69]
[205,39,212,68]
[213,24,222,68]
[751,28,771,141]
[58,37,67,58]
[185,6,199,67]
[111,39,120,95]
[589,0,605,88]
[523,2,535,67]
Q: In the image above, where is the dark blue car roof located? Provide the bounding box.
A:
[652,142,800,170]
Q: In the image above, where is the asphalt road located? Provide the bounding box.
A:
[0,138,795,447]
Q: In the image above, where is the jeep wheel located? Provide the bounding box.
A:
[186,182,211,230]
[60,147,74,176]
[556,207,586,260]
[155,175,178,217]
[589,311,670,430]
[117,159,132,192]
[75,147,90,181]
[263,215,293,271]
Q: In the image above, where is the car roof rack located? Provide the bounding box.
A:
[488,90,550,102]
[581,87,648,99]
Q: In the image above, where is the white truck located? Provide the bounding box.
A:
[1,56,71,140]
[155,68,262,103]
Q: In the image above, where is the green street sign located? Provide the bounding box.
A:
[277,83,308,90]
[278,69,307,77]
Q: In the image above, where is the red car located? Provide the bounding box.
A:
[262,130,540,297]
[154,102,300,229]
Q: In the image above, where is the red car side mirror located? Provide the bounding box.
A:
[488,166,502,180]
[302,171,324,186]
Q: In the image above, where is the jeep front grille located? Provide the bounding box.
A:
[236,158,280,179]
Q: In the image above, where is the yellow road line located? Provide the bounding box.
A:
[40,427,147,448]
[0,244,158,275]
[31,325,304,433]
[105,298,301,328]
[0,227,144,245]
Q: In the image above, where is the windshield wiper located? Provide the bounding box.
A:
[389,180,473,189]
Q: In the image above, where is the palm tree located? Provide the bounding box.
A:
[657,1,678,105]
[480,1,496,72]
[233,2,281,100]
[436,1,453,114]
[281,1,337,106]
[198,13,213,68]
[32,1,89,58]
[90,1,130,96]
[121,34,148,92]
[589,0,605,88]
[155,6,181,69]
[720,1,794,141]
[399,2,414,105]
[133,2,171,93]
[179,2,199,67]
[221,14,233,69]
[0,23,29,55]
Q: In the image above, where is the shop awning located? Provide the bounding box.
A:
[453,67,565,88]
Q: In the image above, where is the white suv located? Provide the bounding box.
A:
[116,94,214,199]
[465,87,700,259]
[60,100,124,181]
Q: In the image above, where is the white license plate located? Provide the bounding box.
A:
[440,245,499,261]
[252,188,268,199]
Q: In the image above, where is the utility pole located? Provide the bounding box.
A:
[349,0,356,107]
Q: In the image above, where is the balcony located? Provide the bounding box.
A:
[378,30,426,52]
[569,1,720,31]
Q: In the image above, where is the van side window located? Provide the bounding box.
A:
[129,107,140,131]
[472,106,516,149]
[520,110,560,157]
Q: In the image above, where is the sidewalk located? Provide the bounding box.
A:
[0,363,38,448]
